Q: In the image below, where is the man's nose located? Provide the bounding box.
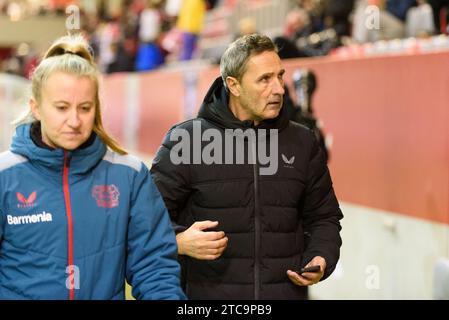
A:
[272,78,285,95]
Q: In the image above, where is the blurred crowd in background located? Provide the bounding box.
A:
[1,0,449,78]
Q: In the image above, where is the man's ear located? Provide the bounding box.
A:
[29,98,41,121]
[226,76,241,97]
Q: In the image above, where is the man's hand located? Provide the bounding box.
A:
[286,256,327,286]
[176,221,228,260]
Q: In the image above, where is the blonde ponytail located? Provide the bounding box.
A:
[43,34,95,64]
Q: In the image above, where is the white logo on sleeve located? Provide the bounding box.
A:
[282,154,295,164]
[282,154,295,168]
[7,211,53,225]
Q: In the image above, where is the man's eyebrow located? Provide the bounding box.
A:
[257,69,285,80]
[257,72,274,80]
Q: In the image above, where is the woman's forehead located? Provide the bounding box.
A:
[42,72,96,101]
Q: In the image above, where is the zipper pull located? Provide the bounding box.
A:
[64,151,72,167]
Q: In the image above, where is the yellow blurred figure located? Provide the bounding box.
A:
[176,0,206,34]
[125,282,135,300]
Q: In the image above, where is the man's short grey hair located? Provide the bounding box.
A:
[220,34,277,91]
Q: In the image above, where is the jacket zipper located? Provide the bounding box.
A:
[63,151,75,300]
[253,138,260,300]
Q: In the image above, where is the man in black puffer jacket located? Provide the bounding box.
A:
[151,34,343,300]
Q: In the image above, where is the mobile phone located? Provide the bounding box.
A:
[296,265,321,274]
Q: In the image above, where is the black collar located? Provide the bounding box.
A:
[30,122,96,151]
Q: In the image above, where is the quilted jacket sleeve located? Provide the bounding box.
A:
[150,126,193,234]
[301,130,343,280]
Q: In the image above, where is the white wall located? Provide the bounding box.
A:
[310,202,449,299]
[0,74,29,152]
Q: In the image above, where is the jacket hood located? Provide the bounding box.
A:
[197,77,290,130]
[11,123,106,175]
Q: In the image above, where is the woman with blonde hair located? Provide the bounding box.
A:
[0,34,185,300]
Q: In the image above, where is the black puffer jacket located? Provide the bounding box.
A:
[151,77,343,300]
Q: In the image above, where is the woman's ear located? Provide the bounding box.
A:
[226,76,241,97]
[29,98,41,121]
